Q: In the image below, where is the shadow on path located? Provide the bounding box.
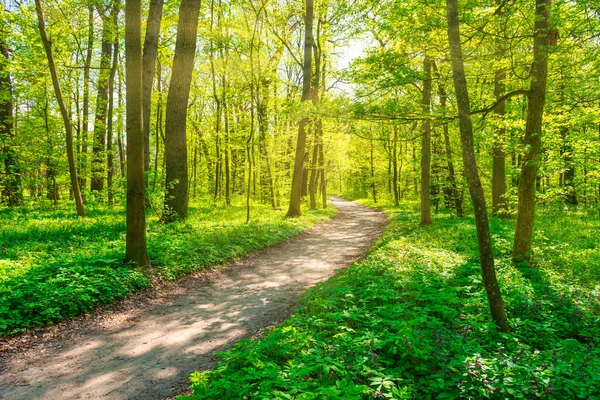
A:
[0,197,386,400]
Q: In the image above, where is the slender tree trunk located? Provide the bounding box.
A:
[91,7,115,193]
[286,0,314,217]
[370,132,377,203]
[143,0,164,174]
[393,126,399,206]
[35,0,85,217]
[117,78,126,179]
[0,39,22,206]
[420,56,432,225]
[319,134,327,208]
[561,127,577,205]
[308,136,319,209]
[80,6,94,193]
[124,0,149,267]
[513,0,551,261]
[446,0,510,333]
[492,2,509,217]
[163,0,201,221]
[107,5,119,206]
[436,73,463,217]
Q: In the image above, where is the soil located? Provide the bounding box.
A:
[0,196,386,400]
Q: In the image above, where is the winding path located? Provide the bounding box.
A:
[0,196,386,400]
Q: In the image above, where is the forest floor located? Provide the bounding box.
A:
[0,196,386,400]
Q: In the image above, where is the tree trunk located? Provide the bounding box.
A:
[561,128,577,205]
[124,0,149,267]
[35,0,85,218]
[91,7,115,193]
[319,134,327,208]
[286,0,314,218]
[492,1,509,217]
[107,4,119,206]
[420,56,432,225]
[513,0,551,261]
[393,126,399,206]
[370,132,377,203]
[162,0,201,221]
[143,0,164,174]
[80,6,94,193]
[446,0,510,333]
[0,39,22,206]
[435,71,463,217]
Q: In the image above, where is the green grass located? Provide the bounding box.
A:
[0,200,337,336]
[181,200,600,399]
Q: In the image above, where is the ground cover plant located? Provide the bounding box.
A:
[182,200,600,399]
[0,200,336,336]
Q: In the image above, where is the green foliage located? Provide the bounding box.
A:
[182,201,600,399]
[0,201,336,335]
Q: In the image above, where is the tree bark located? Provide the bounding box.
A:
[446,0,510,333]
[0,39,22,206]
[420,56,432,225]
[107,4,119,206]
[492,0,509,217]
[91,6,116,193]
[125,0,149,267]
[435,72,463,217]
[513,0,551,261]
[80,6,94,193]
[35,0,85,218]
[393,126,399,206]
[163,0,201,221]
[143,0,164,174]
[286,0,314,218]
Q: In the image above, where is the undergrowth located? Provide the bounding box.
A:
[181,200,600,399]
[0,200,336,335]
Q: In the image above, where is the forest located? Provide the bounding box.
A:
[1,0,600,398]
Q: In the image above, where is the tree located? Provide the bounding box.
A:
[513,0,551,261]
[446,0,510,333]
[142,0,164,174]
[125,0,149,267]
[90,1,118,193]
[0,31,22,206]
[492,0,509,218]
[34,0,85,218]
[286,0,314,218]
[163,0,202,221]
[420,56,432,225]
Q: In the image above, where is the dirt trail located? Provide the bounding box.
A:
[0,197,386,400]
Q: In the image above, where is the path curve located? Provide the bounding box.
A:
[0,197,386,400]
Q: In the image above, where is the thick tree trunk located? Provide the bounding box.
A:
[446,0,510,333]
[0,40,22,206]
[143,0,164,173]
[163,0,201,221]
[513,0,551,261]
[35,0,85,218]
[286,0,314,218]
[124,0,149,267]
[420,56,432,225]
[91,8,115,193]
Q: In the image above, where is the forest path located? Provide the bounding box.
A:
[0,196,386,400]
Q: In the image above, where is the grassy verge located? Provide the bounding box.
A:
[0,201,337,336]
[181,200,600,399]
